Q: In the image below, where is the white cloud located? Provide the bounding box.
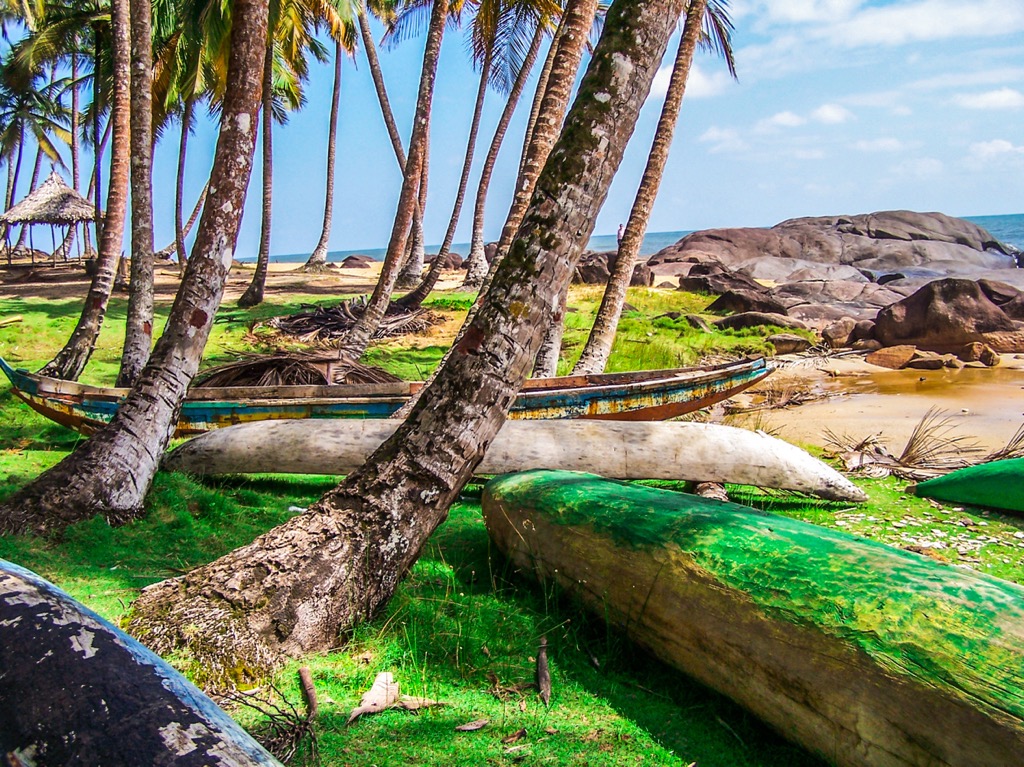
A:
[953,88,1024,109]
[824,0,1024,47]
[811,103,853,123]
[755,110,806,132]
[854,138,905,152]
[910,67,1024,91]
[699,126,748,153]
[969,139,1024,160]
[650,62,734,100]
[757,0,863,24]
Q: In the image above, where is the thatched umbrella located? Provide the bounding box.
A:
[0,171,97,265]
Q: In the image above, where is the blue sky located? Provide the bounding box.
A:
[30,0,1024,258]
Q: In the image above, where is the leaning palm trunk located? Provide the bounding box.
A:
[41,0,131,382]
[156,182,207,261]
[174,97,195,274]
[397,52,493,307]
[303,40,343,272]
[238,44,275,309]
[396,129,431,288]
[496,0,597,262]
[573,0,708,374]
[125,0,684,690]
[462,21,546,289]
[532,282,569,376]
[337,0,448,359]
[0,0,267,537]
[357,0,429,289]
[117,0,156,387]
[518,16,562,179]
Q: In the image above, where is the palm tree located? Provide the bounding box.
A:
[0,0,269,536]
[240,0,349,306]
[125,0,689,682]
[117,0,156,387]
[461,2,556,289]
[572,0,735,375]
[336,0,448,358]
[40,0,130,382]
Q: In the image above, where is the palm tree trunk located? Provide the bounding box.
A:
[496,0,597,262]
[238,42,275,309]
[41,0,131,382]
[397,52,492,304]
[462,20,546,289]
[118,0,156,387]
[175,97,195,275]
[155,180,206,261]
[337,0,448,358]
[0,0,268,537]
[396,133,430,287]
[573,0,708,375]
[518,16,562,179]
[3,133,24,244]
[125,0,685,685]
[92,23,104,250]
[532,281,568,376]
[71,51,79,192]
[303,39,343,272]
[14,145,44,249]
[357,0,429,288]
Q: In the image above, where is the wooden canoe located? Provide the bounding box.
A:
[912,456,1024,513]
[483,470,1024,767]
[0,355,770,436]
[163,419,867,502]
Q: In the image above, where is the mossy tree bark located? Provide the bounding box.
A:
[41,0,131,382]
[117,0,156,387]
[574,0,712,374]
[126,0,687,689]
[0,0,267,537]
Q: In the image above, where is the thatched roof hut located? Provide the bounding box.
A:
[0,171,96,225]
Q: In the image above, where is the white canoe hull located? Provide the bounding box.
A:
[163,419,866,502]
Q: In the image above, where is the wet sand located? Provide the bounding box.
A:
[742,357,1024,453]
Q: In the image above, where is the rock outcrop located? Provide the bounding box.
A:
[573,250,654,287]
[649,211,1015,281]
[874,278,1024,352]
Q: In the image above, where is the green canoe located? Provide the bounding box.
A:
[483,470,1024,767]
[913,456,1024,513]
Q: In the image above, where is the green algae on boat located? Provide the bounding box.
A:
[913,456,1024,513]
[483,470,1024,767]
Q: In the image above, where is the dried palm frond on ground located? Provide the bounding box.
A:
[725,378,837,414]
[258,297,439,344]
[770,346,864,370]
[193,352,401,388]
[822,407,1013,481]
[223,680,318,764]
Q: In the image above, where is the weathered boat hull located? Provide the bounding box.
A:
[0,356,770,436]
[0,560,281,766]
[163,419,866,502]
[483,470,1024,767]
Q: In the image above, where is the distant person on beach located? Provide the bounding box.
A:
[617,223,624,246]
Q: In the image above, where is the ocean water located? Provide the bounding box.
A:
[264,213,1024,264]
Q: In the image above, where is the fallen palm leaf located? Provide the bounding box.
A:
[501,728,527,745]
[346,672,399,725]
[455,719,489,732]
[825,408,990,480]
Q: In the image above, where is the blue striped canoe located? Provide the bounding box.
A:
[0,355,770,436]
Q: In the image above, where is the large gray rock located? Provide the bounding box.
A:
[874,278,1020,351]
[649,211,1016,280]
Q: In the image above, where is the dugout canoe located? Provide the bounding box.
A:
[483,470,1024,767]
[0,355,770,437]
[911,456,1024,513]
[163,419,866,502]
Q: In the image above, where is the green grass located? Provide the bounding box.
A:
[2,282,1021,765]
